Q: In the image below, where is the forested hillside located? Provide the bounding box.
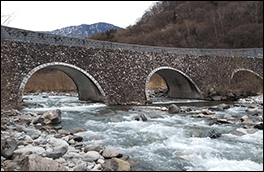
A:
[88,1,263,48]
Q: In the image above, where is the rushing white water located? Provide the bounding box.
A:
[21,95,263,171]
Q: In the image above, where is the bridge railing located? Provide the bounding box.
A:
[1,25,263,58]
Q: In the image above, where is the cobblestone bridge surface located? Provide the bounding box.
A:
[1,26,263,110]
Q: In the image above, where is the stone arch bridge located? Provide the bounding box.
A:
[1,26,263,110]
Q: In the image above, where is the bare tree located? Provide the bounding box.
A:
[1,11,16,26]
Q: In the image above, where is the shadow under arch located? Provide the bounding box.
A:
[145,67,203,101]
[230,68,263,93]
[18,62,106,103]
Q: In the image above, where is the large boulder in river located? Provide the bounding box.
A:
[168,104,180,114]
[38,109,62,125]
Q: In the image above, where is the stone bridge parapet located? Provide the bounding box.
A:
[1,26,263,58]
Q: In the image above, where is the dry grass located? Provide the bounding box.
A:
[24,70,76,93]
[148,73,167,89]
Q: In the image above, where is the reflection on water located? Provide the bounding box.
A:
[21,95,263,171]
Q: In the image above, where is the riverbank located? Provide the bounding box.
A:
[1,94,263,171]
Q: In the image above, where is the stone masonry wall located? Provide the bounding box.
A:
[1,26,263,110]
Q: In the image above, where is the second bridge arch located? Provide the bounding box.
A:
[145,67,203,101]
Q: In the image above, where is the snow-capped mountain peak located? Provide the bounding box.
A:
[44,22,122,39]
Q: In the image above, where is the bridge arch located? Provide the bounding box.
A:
[18,62,106,103]
[231,68,263,81]
[230,68,263,94]
[145,67,203,101]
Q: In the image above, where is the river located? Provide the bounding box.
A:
[21,94,263,171]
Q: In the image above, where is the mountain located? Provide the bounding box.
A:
[44,22,122,39]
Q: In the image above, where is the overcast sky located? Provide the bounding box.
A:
[1,1,157,31]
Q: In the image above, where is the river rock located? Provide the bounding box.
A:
[38,109,62,125]
[102,158,130,171]
[212,95,222,101]
[209,103,231,111]
[134,114,148,121]
[208,118,236,125]
[58,129,71,136]
[192,113,207,118]
[71,128,86,134]
[223,114,235,119]
[204,129,222,139]
[146,113,164,119]
[246,107,259,115]
[20,154,67,171]
[23,135,34,146]
[68,139,75,145]
[73,135,83,142]
[102,159,118,171]
[97,158,105,164]
[15,124,30,132]
[13,145,46,156]
[17,113,34,125]
[200,109,215,115]
[102,145,122,158]
[240,115,255,125]
[253,122,263,130]
[92,163,102,171]
[85,151,104,161]
[112,158,131,171]
[46,137,69,158]
[26,129,41,140]
[1,137,18,159]
[72,162,88,171]
[168,104,180,114]
[84,144,103,153]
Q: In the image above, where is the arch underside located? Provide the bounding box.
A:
[45,65,103,102]
[156,69,202,99]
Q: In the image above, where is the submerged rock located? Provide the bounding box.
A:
[134,114,148,121]
[204,129,222,139]
[168,104,180,114]
[254,122,263,130]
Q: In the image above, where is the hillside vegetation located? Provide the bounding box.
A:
[89,1,263,48]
